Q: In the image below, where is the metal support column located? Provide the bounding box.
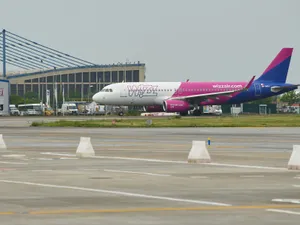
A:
[2,29,6,78]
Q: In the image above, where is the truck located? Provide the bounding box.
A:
[202,105,222,115]
[58,103,78,115]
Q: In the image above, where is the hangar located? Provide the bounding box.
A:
[0,29,146,105]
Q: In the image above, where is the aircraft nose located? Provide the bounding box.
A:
[92,92,101,103]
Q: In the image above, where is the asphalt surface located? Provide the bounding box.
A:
[0,126,299,224]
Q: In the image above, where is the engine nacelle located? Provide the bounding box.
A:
[163,100,193,112]
[143,105,164,112]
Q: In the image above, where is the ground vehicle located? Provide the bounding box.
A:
[9,104,20,116]
[202,105,222,115]
[58,103,78,115]
[18,104,43,116]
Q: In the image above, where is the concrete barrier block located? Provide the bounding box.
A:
[188,141,211,163]
[0,134,7,151]
[288,145,300,170]
[76,137,95,158]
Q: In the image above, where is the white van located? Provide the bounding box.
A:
[9,104,20,116]
[59,103,78,115]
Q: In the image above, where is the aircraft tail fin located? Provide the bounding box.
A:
[256,48,293,83]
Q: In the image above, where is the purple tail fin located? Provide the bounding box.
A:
[256,48,293,83]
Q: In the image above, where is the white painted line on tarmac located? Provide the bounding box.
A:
[272,199,300,204]
[240,175,265,178]
[41,152,75,157]
[0,179,232,206]
[80,168,100,171]
[0,161,28,165]
[40,152,286,170]
[205,163,286,170]
[31,170,53,172]
[36,158,53,161]
[190,176,208,179]
[1,154,26,158]
[293,185,300,188]
[104,169,171,177]
[266,209,300,215]
[59,157,78,160]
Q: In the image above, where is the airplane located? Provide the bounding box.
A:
[92,48,298,116]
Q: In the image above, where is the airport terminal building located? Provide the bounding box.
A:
[0,29,146,105]
[6,63,146,102]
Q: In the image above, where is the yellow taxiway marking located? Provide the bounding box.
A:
[1,204,300,215]
[0,212,15,215]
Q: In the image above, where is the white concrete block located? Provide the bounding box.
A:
[76,137,95,158]
[0,134,7,151]
[188,141,211,163]
[288,145,300,170]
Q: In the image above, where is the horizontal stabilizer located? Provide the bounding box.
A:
[271,84,300,92]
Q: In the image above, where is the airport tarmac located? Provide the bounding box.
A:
[0,127,300,224]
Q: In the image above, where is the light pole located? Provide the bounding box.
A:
[88,85,93,102]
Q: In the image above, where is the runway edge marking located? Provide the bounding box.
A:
[40,152,287,170]
[0,179,231,206]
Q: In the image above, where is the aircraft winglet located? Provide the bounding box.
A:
[244,76,256,90]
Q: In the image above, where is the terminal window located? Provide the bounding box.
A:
[69,74,75,82]
[83,72,89,82]
[112,71,118,82]
[61,74,68,82]
[133,70,139,82]
[104,72,110,82]
[119,71,124,82]
[90,72,96,82]
[76,73,82,82]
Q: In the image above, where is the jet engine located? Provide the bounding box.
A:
[162,100,194,112]
[143,105,164,112]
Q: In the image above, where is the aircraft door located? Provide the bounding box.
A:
[254,83,261,96]
[120,87,127,97]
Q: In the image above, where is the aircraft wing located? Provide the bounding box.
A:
[170,76,255,101]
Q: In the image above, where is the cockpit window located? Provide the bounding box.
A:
[100,88,113,92]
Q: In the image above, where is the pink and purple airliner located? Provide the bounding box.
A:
[92,48,298,116]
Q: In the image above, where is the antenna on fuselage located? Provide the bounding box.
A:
[186,79,189,82]
[122,80,124,83]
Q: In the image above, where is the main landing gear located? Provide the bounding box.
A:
[192,109,201,116]
[180,111,188,116]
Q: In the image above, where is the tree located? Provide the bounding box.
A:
[68,91,81,100]
[10,92,40,105]
[280,90,299,105]
[24,91,39,100]
[9,95,25,105]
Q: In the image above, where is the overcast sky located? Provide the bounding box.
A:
[0,0,299,83]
